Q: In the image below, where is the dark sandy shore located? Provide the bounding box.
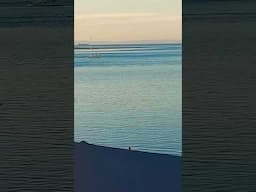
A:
[75,142,181,192]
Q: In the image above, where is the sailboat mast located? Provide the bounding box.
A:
[90,37,92,56]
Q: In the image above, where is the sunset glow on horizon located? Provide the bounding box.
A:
[75,0,181,43]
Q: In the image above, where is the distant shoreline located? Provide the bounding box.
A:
[74,42,181,50]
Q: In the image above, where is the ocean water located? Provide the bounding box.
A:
[75,43,181,156]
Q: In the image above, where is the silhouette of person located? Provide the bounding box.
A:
[129,146,131,151]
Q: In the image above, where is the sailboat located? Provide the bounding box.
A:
[87,38,101,58]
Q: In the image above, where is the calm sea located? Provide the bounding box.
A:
[75,43,181,156]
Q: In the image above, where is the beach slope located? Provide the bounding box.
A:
[75,142,181,192]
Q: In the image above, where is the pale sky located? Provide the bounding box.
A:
[75,0,181,43]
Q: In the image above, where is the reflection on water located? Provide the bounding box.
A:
[75,44,181,156]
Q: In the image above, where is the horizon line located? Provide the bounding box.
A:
[74,40,182,44]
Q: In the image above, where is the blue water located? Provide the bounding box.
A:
[75,43,181,156]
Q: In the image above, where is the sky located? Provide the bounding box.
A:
[75,0,181,43]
